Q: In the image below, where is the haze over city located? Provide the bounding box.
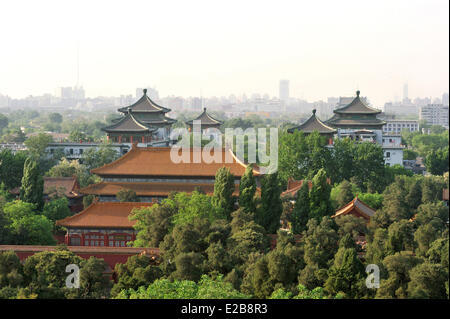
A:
[0,0,448,106]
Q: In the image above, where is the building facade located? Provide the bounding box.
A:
[56,201,153,247]
[80,145,257,202]
[382,120,419,134]
[419,104,449,129]
[326,91,405,166]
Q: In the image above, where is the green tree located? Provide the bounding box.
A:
[239,165,257,213]
[111,254,162,298]
[116,275,250,299]
[324,235,365,298]
[0,149,28,189]
[212,167,235,220]
[116,189,140,202]
[403,149,418,160]
[0,113,8,132]
[256,172,282,233]
[376,251,422,299]
[42,197,72,226]
[66,257,112,299]
[291,181,310,234]
[0,251,24,288]
[81,142,120,170]
[3,200,55,245]
[24,133,54,158]
[130,202,176,247]
[385,220,415,255]
[309,169,332,220]
[407,262,448,299]
[23,249,84,298]
[422,175,446,203]
[20,157,44,209]
[334,180,355,208]
[48,113,63,124]
[425,147,449,175]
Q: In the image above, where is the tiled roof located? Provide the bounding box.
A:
[44,176,81,198]
[287,109,336,134]
[10,177,82,198]
[102,113,157,133]
[56,201,153,229]
[186,108,223,127]
[281,177,331,198]
[326,116,386,127]
[281,179,312,198]
[334,91,382,114]
[80,181,241,197]
[118,89,170,114]
[91,146,257,177]
[332,197,376,220]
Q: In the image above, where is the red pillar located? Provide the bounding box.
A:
[130,135,133,143]
[141,136,145,143]
[118,135,122,143]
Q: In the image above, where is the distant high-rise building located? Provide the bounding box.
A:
[420,104,449,129]
[442,93,449,106]
[55,87,73,99]
[403,83,408,101]
[279,80,289,103]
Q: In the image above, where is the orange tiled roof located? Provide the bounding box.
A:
[281,179,312,198]
[56,201,153,229]
[91,146,257,177]
[80,181,241,197]
[9,176,81,198]
[43,176,81,198]
[332,197,376,220]
[281,177,331,198]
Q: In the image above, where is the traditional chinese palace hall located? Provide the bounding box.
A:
[80,145,258,202]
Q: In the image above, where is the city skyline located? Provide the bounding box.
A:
[0,0,448,107]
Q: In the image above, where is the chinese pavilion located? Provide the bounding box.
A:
[103,89,176,146]
[287,109,336,144]
[56,201,153,247]
[326,90,386,143]
[185,108,223,142]
[186,108,223,131]
[331,196,376,221]
[80,145,258,202]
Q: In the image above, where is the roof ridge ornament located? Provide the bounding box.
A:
[312,109,316,115]
[356,90,360,97]
[143,88,147,95]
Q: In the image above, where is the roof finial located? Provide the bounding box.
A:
[143,88,147,95]
[203,107,206,112]
[312,109,316,115]
[356,90,360,97]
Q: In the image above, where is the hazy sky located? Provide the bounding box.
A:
[0,0,448,106]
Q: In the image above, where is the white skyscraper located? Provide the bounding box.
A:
[442,93,449,106]
[279,80,289,103]
[403,83,408,101]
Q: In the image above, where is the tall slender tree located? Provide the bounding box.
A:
[20,157,44,210]
[291,181,310,234]
[309,169,332,220]
[213,167,235,220]
[256,172,282,233]
[239,165,256,213]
